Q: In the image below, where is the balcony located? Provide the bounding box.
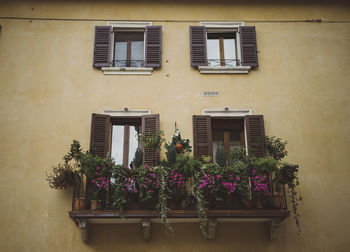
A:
[69,170,290,242]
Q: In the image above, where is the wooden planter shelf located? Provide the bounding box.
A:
[69,209,290,242]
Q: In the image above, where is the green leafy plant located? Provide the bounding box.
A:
[265,136,288,161]
[111,164,139,213]
[169,128,192,154]
[46,163,75,190]
[280,163,302,235]
[164,142,177,166]
[155,166,172,234]
[132,147,143,168]
[139,130,165,149]
[47,140,83,190]
[137,164,160,208]
[193,168,208,238]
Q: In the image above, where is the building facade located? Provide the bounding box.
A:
[0,0,349,251]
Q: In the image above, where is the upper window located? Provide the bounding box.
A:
[190,22,258,73]
[93,22,162,74]
[114,32,144,67]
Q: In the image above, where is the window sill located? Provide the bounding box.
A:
[101,67,153,75]
[198,66,251,74]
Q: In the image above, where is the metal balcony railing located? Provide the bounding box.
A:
[113,60,144,67]
[207,58,241,67]
[71,171,288,211]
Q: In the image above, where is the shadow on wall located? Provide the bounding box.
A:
[88,222,274,251]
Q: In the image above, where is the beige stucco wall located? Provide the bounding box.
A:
[0,0,349,251]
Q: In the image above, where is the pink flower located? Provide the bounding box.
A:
[91,180,95,183]
[96,166,100,170]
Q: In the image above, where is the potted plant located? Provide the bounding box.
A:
[139,130,165,149]
[167,168,187,209]
[137,164,160,209]
[227,147,251,208]
[46,163,75,190]
[89,165,110,210]
[250,169,270,208]
[111,165,139,211]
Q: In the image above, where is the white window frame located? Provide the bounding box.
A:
[198,22,251,74]
[102,22,154,75]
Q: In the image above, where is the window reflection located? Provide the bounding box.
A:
[111,125,124,165]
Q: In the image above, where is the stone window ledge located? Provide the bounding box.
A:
[198,66,251,74]
[102,67,153,75]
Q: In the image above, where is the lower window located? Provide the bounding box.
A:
[110,118,141,166]
[212,118,245,163]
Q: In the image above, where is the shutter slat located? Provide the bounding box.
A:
[142,114,160,167]
[90,113,110,158]
[145,26,162,68]
[245,115,265,157]
[239,26,258,68]
[93,26,111,68]
[190,26,208,68]
[193,115,212,159]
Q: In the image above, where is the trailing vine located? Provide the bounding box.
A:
[281,164,302,235]
[155,166,172,234]
[193,169,208,238]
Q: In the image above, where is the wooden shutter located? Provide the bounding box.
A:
[93,26,111,68]
[239,26,258,68]
[142,114,160,167]
[145,26,162,68]
[193,115,212,159]
[90,113,110,158]
[245,115,265,157]
[190,26,208,68]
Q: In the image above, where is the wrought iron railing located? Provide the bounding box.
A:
[113,60,144,67]
[207,58,241,67]
[71,171,288,211]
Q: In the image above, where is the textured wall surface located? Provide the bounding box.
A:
[0,0,349,251]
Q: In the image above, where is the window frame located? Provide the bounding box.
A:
[99,22,155,75]
[110,117,142,167]
[191,22,255,74]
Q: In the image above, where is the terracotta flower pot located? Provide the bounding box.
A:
[168,199,180,210]
[90,200,98,210]
[175,143,183,152]
[255,200,263,209]
[74,197,86,210]
[273,192,282,209]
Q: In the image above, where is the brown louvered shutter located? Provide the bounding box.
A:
[190,26,207,68]
[145,26,162,68]
[239,26,258,68]
[142,114,160,167]
[245,115,265,157]
[193,115,212,159]
[90,113,110,158]
[93,26,111,68]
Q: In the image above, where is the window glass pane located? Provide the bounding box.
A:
[115,42,127,67]
[224,39,236,67]
[213,130,224,163]
[206,39,220,67]
[131,41,144,67]
[229,130,242,150]
[111,125,124,165]
[128,126,139,166]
